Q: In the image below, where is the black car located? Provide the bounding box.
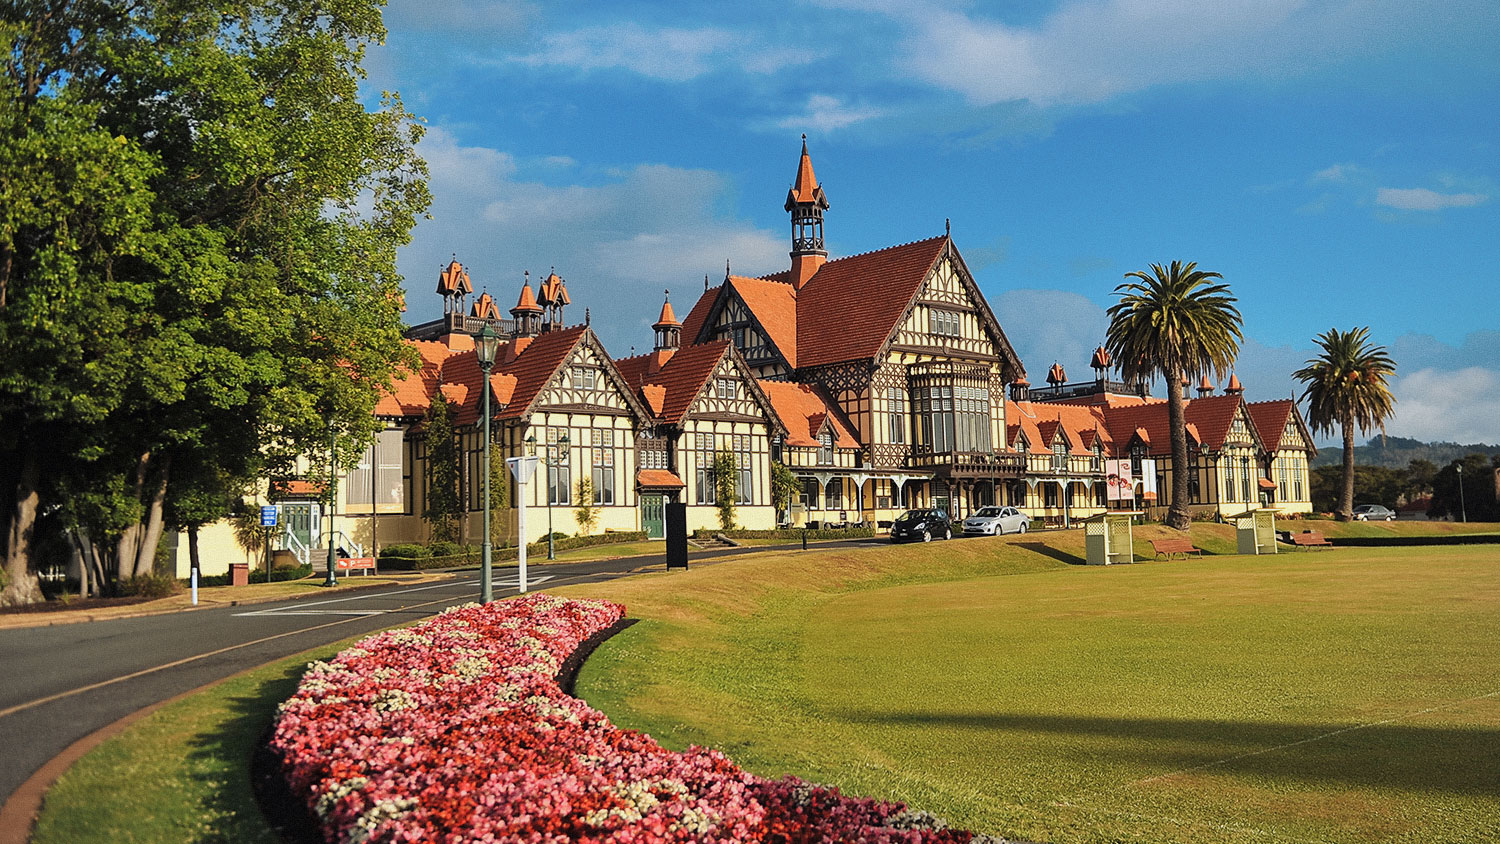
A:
[889,508,954,543]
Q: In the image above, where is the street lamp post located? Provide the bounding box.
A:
[526,432,569,560]
[1456,463,1467,523]
[323,424,338,587]
[474,324,501,603]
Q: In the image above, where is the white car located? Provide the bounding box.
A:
[961,506,1030,536]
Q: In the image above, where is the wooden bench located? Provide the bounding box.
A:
[1150,538,1203,560]
[1289,531,1333,549]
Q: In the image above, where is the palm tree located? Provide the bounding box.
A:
[1293,328,1396,521]
[1106,261,1243,530]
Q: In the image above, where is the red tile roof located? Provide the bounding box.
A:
[512,283,541,314]
[614,341,734,426]
[795,236,948,368]
[438,326,589,425]
[1246,399,1314,454]
[636,469,685,489]
[1098,394,1245,456]
[728,275,798,366]
[758,380,858,448]
[679,284,719,351]
[1006,401,1110,456]
[374,340,453,418]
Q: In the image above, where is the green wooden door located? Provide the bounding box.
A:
[642,494,665,539]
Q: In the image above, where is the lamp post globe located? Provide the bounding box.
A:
[475,323,500,603]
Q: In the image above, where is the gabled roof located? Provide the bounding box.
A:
[1006,400,1110,456]
[681,235,1022,378]
[795,236,949,368]
[374,340,455,419]
[758,380,859,448]
[615,341,733,426]
[1097,394,1250,457]
[1247,399,1316,456]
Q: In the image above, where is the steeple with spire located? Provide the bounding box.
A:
[510,270,543,337]
[653,290,681,352]
[785,134,830,289]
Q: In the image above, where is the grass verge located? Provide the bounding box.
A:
[558,528,1500,844]
[28,638,372,843]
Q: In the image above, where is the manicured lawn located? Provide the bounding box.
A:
[561,530,1500,844]
[31,640,357,843]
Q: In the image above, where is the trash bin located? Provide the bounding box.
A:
[230,563,250,587]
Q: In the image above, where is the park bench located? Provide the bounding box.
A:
[1289,531,1333,549]
[1150,538,1203,560]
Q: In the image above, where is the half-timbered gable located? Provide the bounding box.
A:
[1248,398,1317,514]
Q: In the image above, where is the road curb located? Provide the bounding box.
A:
[0,572,456,632]
[0,661,273,844]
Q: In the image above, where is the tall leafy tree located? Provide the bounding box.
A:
[1105,261,1243,530]
[422,395,462,544]
[1294,327,1397,521]
[0,0,428,604]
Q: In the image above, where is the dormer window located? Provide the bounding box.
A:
[1051,439,1067,472]
[1130,442,1148,475]
[818,429,834,465]
[1091,442,1103,472]
[929,309,961,338]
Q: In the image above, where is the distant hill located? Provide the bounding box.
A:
[1311,435,1500,469]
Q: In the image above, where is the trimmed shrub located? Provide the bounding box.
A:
[118,573,180,599]
[378,543,430,560]
[427,541,467,558]
[694,527,876,541]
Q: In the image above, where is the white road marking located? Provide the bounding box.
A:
[232,574,552,617]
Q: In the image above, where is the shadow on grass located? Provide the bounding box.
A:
[842,709,1500,796]
[1016,541,1084,566]
[180,667,314,844]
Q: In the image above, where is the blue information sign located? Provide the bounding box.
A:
[260,505,278,527]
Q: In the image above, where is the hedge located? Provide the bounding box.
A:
[378,531,650,570]
[693,527,877,541]
[1328,534,1500,547]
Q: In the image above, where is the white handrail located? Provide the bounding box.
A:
[281,529,310,566]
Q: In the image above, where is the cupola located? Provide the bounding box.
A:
[510,271,543,337]
[436,257,472,315]
[785,135,830,290]
[653,290,681,352]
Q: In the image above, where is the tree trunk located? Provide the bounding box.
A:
[1337,420,1355,521]
[132,454,171,578]
[188,523,201,583]
[1,453,43,606]
[115,452,150,578]
[1165,372,1192,531]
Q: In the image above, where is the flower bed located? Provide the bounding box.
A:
[272,593,991,843]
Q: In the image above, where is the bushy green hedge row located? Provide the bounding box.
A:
[1328,534,1500,547]
[378,532,651,570]
[693,527,877,541]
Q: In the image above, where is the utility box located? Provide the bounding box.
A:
[229,563,250,587]
[1085,512,1140,565]
[665,501,688,570]
[1236,509,1279,555]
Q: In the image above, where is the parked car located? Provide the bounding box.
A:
[961,506,1031,536]
[889,508,953,542]
[1352,504,1395,521]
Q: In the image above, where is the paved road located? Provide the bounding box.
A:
[0,538,885,805]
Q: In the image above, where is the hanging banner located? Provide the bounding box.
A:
[1105,459,1134,502]
[1140,459,1159,501]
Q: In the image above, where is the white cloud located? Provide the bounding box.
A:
[831,0,1490,107]
[1390,367,1500,444]
[990,289,1109,381]
[1311,163,1360,183]
[509,23,815,81]
[400,127,785,354]
[777,94,886,132]
[1375,187,1489,212]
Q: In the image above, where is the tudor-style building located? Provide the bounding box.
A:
[679,140,1027,521]
[168,141,1317,578]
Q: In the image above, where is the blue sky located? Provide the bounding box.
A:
[367,0,1500,444]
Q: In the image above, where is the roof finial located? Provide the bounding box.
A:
[725,258,731,280]
[664,288,670,302]
[585,307,591,326]
[704,273,710,291]
[945,217,950,236]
